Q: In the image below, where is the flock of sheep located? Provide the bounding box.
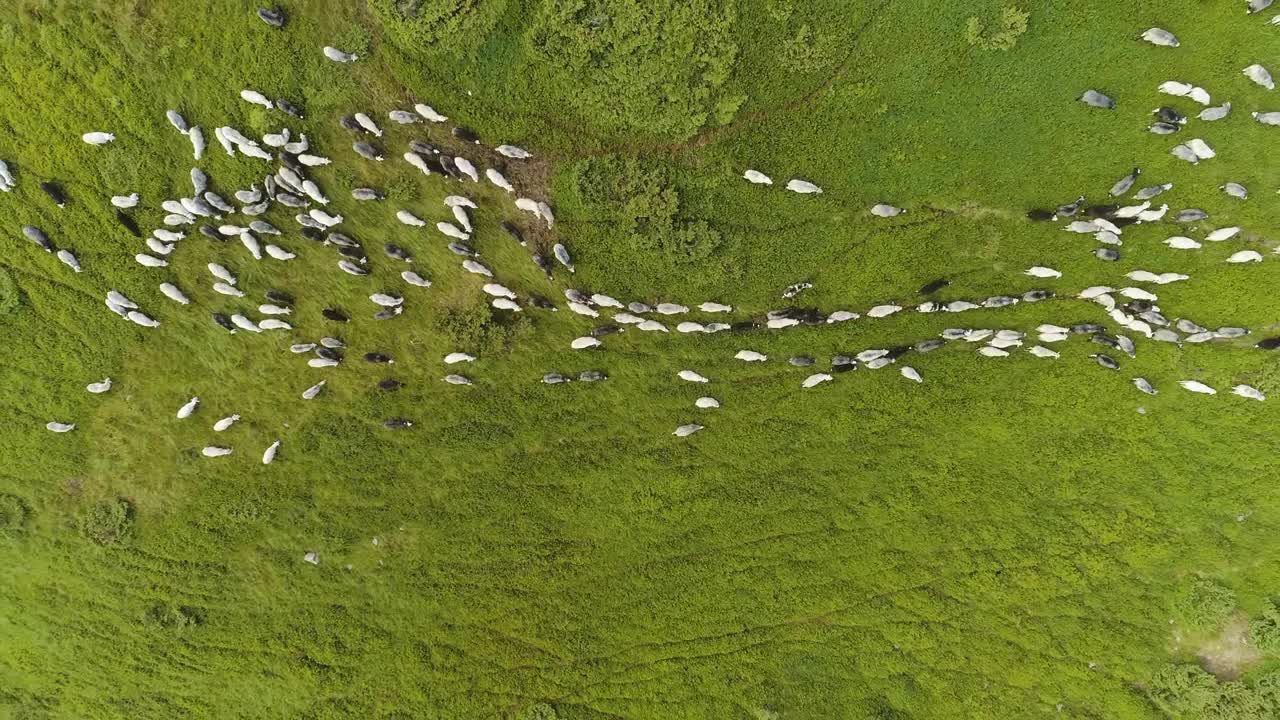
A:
[14,6,1280,453]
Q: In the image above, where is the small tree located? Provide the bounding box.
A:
[80,498,134,546]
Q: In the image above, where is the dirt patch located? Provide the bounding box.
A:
[1197,615,1262,680]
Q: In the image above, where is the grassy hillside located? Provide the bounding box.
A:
[3,1,1280,718]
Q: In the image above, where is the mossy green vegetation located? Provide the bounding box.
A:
[2,1,1280,718]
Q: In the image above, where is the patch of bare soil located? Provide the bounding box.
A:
[1197,615,1262,680]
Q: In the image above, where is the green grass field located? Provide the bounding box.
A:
[4,1,1280,718]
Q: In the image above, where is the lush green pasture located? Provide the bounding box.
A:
[3,1,1280,718]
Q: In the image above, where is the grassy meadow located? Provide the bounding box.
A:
[3,1,1280,718]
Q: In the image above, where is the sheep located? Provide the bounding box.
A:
[443,374,473,386]
[56,249,80,272]
[1140,28,1179,47]
[1164,236,1201,250]
[158,282,190,304]
[301,380,326,400]
[678,370,710,383]
[1199,103,1231,121]
[1232,385,1266,401]
[436,221,469,240]
[870,204,906,217]
[262,440,281,465]
[553,244,575,273]
[802,373,834,388]
[672,423,705,438]
[86,378,112,394]
[388,110,421,124]
[82,131,116,145]
[743,169,773,185]
[213,414,241,432]
[785,179,823,194]
[202,446,233,457]
[415,104,449,123]
[1180,380,1217,394]
[1221,182,1249,200]
[1226,250,1263,263]
[46,421,76,433]
[1244,64,1275,90]
[1206,227,1241,241]
[1077,90,1117,111]
[230,314,261,333]
[402,271,431,287]
[323,46,358,62]
[1024,266,1061,278]
[455,157,480,182]
[486,168,514,193]
[128,311,160,327]
[461,259,492,277]
[177,396,200,419]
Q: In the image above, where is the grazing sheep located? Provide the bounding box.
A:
[734,350,767,362]
[323,46,358,62]
[1221,182,1249,199]
[159,283,190,304]
[1140,28,1179,47]
[496,144,531,159]
[786,179,823,194]
[1245,63,1275,89]
[1024,266,1061,278]
[1079,90,1116,109]
[802,373,833,388]
[402,271,431,287]
[55,249,80,272]
[230,314,261,332]
[1232,385,1266,401]
[46,421,75,433]
[1226,250,1263,263]
[415,104,449,122]
[177,396,200,419]
[82,131,115,145]
[870,203,905,217]
[461,259,492,277]
[1180,380,1217,394]
[455,157,480,182]
[443,374,472,386]
[673,423,704,437]
[743,169,773,185]
[86,378,112,394]
[478,168,513,194]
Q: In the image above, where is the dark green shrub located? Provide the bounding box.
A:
[0,268,22,317]
[573,156,722,265]
[965,7,1030,51]
[371,0,504,53]
[0,494,29,534]
[1174,579,1236,630]
[528,0,738,139]
[80,498,134,546]
[519,703,558,720]
[1147,664,1218,716]
[1248,601,1280,653]
[432,299,531,355]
